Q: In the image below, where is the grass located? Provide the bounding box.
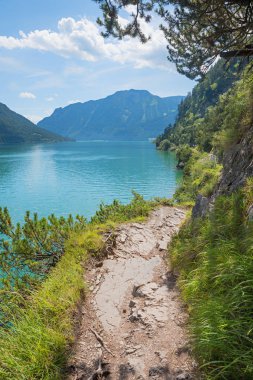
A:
[170,178,253,379]
[0,192,173,379]
[173,148,222,205]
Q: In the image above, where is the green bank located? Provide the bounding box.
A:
[160,61,253,379]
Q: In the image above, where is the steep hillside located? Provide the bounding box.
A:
[38,90,184,141]
[156,59,244,151]
[0,103,70,144]
[166,64,253,379]
[173,64,253,206]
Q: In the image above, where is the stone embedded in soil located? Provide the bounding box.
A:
[125,345,142,355]
[149,365,170,377]
[129,300,136,308]
[176,372,192,380]
[95,255,162,332]
[158,239,170,251]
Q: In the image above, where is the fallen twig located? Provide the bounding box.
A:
[89,327,115,357]
[103,231,114,243]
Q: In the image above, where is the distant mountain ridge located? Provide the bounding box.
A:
[0,103,69,144]
[38,90,184,140]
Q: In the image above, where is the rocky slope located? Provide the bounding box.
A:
[192,68,253,217]
[38,90,184,141]
[215,123,253,195]
[192,122,253,218]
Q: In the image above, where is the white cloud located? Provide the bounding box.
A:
[0,17,171,70]
[25,114,43,123]
[25,107,54,123]
[46,94,58,102]
[67,99,81,105]
[19,91,36,99]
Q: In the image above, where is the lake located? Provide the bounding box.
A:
[0,141,182,223]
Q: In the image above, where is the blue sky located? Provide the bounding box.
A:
[0,0,194,123]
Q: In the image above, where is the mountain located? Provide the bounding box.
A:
[0,103,70,144]
[38,90,184,140]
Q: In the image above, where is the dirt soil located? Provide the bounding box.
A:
[67,207,197,380]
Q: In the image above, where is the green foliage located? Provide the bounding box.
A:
[157,138,170,151]
[175,144,192,166]
[174,149,222,204]
[0,209,87,326]
[170,179,253,379]
[93,1,252,79]
[151,197,174,207]
[0,209,87,275]
[210,68,253,159]
[91,191,153,224]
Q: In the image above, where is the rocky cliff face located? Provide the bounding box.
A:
[192,123,253,218]
[215,123,253,196]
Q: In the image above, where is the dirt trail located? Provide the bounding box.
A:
[67,207,197,380]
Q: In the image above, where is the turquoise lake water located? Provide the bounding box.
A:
[0,141,182,223]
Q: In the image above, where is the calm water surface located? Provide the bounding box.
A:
[0,141,182,222]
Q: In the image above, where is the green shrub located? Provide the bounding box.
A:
[91,191,153,224]
[158,139,170,151]
[176,144,193,165]
[0,211,87,327]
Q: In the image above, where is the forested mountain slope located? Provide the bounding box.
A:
[38,90,184,141]
[156,59,244,151]
[0,103,69,144]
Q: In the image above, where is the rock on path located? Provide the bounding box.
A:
[67,207,197,380]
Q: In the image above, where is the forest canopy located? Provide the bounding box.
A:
[93,0,253,79]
